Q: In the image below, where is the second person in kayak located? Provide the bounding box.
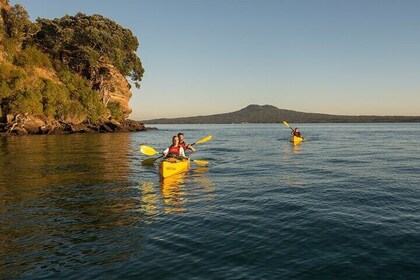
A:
[178,133,196,152]
[163,135,186,158]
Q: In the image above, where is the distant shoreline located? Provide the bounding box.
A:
[142,121,420,125]
[142,104,420,125]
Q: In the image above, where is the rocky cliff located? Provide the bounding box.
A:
[92,62,133,118]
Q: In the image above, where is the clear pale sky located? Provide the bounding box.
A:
[11,0,420,119]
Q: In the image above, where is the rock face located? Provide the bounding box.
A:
[93,62,133,118]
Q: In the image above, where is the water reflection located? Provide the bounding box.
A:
[190,167,215,202]
[139,181,160,220]
[160,173,187,214]
[0,133,133,189]
[279,143,305,186]
[0,133,215,277]
[138,166,214,215]
[0,133,143,277]
[282,144,301,161]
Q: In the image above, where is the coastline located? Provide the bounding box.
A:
[0,118,157,136]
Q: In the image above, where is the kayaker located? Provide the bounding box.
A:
[178,133,196,152]
[163,135,186,158]
[292,128,302,138]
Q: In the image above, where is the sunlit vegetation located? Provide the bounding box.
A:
[0,0,143,124]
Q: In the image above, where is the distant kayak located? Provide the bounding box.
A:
[159,158,190,178]
[290,135,304,145]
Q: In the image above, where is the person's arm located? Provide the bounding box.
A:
[187,144,196,152]
[163,148,169,156]
[179,147,186,157]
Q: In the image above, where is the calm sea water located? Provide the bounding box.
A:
[0,123,419,279]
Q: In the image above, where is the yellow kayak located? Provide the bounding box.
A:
[290,135,303,145]
[159,157,190,178]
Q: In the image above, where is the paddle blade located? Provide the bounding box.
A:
[283,121,294,131]
[193,160,209,166]
[140,145,159,156]
[194,135,213,145]
[142,157,159,165]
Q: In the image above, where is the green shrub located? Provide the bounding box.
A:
[41,79,69,118]
[107,102,124,121]
[2,38,20,58]
[0,62,28,98]
[62,100,87,124]
[57,69,107,123]
[14,45,53,68]
[9,88,43,115]
[80,89,106,123]
[0,81,13,99]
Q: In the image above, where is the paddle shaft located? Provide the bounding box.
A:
[286,123,297,133]
[155,154,164,160]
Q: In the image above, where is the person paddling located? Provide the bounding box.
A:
[163,135,186,158]
[178,133,196,152]
[291,128,302,138]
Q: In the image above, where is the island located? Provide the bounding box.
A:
[143,104,420,124]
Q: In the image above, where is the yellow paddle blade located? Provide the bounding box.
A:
[195,135,213,145]
[142,157,158,165]
[283,121,291,128]
[193,160,209,166]
[140,145,159,156]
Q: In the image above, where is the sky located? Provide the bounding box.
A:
[10,0,420,119]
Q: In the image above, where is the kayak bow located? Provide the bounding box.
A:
[159,157,190,178]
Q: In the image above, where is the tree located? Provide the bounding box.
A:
[35,13,144,88]
[3,4,38,41]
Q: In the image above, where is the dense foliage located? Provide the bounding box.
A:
[2,3,38,40]
[0,1,143,124]
[35,13,144,88]
[0,48,106,123]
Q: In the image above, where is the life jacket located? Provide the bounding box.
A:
[179,141,186,148]
[293,131,301,137]
[168,145,181,155]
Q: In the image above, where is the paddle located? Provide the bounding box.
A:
[283,121,307,141]
[283,121,294,132]
[140,145,160,156]
[140,135,213,164]
[142,156,162,165]
[142,156,208,166]
[192,159,208,166]
[191,135,212,146]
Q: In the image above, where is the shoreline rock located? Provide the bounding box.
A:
[0,116,156,136]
